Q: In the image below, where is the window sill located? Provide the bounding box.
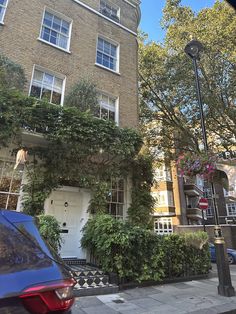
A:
[95,63,120,76]
[0,21,4,25]
[37,38,71,54]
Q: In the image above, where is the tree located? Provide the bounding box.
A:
[0,54,26,91]
[139,0,236,159]
[64,78,99,114]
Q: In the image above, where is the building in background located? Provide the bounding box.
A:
[152,157,236,237]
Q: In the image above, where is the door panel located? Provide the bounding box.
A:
[45,189,90,259]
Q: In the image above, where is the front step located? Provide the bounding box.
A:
[62,258,86,265]
[63,262,119,297]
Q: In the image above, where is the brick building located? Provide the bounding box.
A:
[0,0,141,258]
[152,159,236,238]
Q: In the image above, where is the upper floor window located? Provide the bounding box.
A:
[152,191,174,207]
[100,0,120,22]
[0,0,8,23]
[40,10,71,51]
[29,67,65,105]
[154,164,171,182]
[96,93,117,123]
[96,37,118,72]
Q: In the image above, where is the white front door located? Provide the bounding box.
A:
[45,188,90,259]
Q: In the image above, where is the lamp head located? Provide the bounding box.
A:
[184,40,204,60]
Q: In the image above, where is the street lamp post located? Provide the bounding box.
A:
[184,40,235,297]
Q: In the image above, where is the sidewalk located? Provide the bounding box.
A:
[71,265,236,314]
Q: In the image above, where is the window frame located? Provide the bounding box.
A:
[39,7,72,53]
[100,0,120,23]
[0,159,24,211]
[29,65,66,106]
[154,218,173,235]
[107,178,125,219]
[0,0,9,24]
[154,164,172,182]
[95,35,120,73]
[97,91,119,124]
[227,203,236,217]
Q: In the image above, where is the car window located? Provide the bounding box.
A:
[0,220,52,275]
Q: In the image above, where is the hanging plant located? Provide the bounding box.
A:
[176,151,216,179]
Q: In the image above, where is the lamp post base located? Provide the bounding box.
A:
[214,231,235,297]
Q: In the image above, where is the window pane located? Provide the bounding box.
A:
[118,191,123,203]
[44,12,53,27]
[0,0,7,5]
[109,110,115,121]
[98,38,103,51]
[103,54,110,67]
[61,20,69,35]
[52,91,61,105]
[41,88,51,102]
[104,42,110,54]
[30,85,41,98]
[59,34,67,49]
[54,77,63,90]
[111,45,116,57]
[52,16,61,31]
[42,27,50,41]
[101,108,109,120]
[43,73,53,87]
[96,51,102,64]
[33,69,43,82]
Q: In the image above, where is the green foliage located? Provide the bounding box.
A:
[89,181,110,214]
[37,215,62,253]
[64,78,99,114]
[0,54,26,90]
[0,88,33,146]
[139,1,236,158]
[161,233,210,277]
[82,214,211,282]
[128,153,154,228]
[183,231,209,249]
[0,56,152,222]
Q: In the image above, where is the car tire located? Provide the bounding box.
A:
[228,254,234,264]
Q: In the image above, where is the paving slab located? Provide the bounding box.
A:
[74,264,236,314]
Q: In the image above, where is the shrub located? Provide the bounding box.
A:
[37,215,62,253]
[82,214,211,282]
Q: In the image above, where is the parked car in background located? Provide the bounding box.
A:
[0,209,76,314]
[209,243,236,264]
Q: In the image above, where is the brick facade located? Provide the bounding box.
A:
[0,0,139,128]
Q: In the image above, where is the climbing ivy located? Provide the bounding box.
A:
[0,57,153,225]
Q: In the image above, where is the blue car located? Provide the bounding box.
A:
[0,209,76,314]
[209,243,236,264]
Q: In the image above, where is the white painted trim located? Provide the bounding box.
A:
[72,0,137,36]
[37,38,71,54]
[39,7,73,52]
[97,90,119,125]
[96,34,120,73]
[100,0,120,21]
[29,64,66,106]
[122,0,136,8]
[0,0,9,24]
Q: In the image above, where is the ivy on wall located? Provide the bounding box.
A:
[0,56,154,226]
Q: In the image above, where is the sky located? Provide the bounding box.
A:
[140,0,217,42]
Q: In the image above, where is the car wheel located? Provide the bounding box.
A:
[228,254,234,264]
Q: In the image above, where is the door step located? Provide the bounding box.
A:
[67,264,119,297]
[62,258,86,265]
